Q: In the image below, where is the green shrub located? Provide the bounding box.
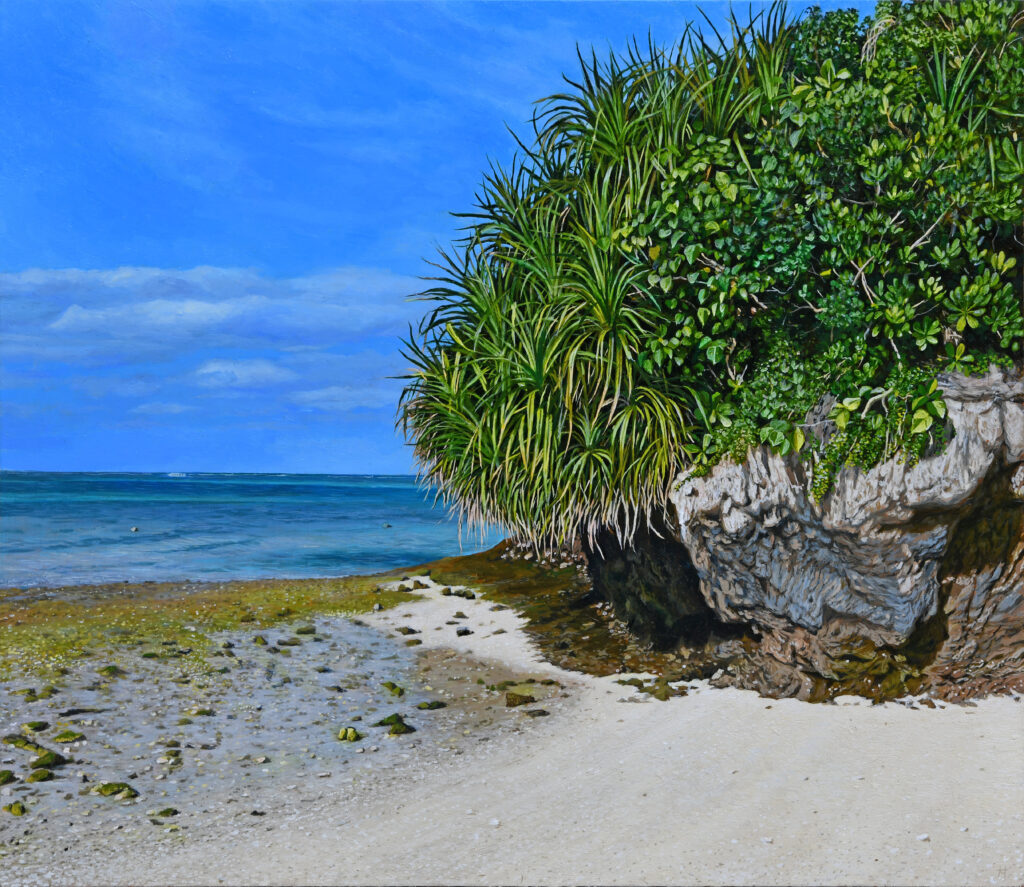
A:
[402,0,1023,545]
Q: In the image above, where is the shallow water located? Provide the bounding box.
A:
[0,472,501,587]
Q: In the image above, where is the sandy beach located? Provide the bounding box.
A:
[4,575,1022,887]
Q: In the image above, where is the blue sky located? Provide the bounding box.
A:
[0,0,871,473]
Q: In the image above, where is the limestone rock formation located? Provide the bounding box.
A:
[662,366,1024,700]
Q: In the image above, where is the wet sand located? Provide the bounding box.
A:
[3,576,1023,886]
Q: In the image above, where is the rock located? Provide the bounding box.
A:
[525,709,550,717]
[191,708,215,717]
[456,627,473,637]
[395,626,420,635]
[337,727,363,742]
[3,801,26,816]
[253,635,268,646]
[26,768,53,783]
[278,637,301,647]
[29,750,67,769]
[21,721,48,733]
[381,681,405,697]
[295,625,316,635]
[54,731,84,744]
[93,782,138,799]
[372,713,416,735]
[453,611,468,619]
[405,639,423,647]
[584,366,1024,702]
[505,691,536,707]
[441,587,453,596]
[412,580,430,590]
[373,603,383,612]
[416,701,447,710]
[98,665,126,678]
[0,771,14,786]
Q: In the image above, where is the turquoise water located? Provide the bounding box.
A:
[0,472,502,588]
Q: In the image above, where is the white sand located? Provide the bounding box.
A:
[16,578,1024,886]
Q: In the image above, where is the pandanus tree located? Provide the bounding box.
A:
[401,0,1023,548]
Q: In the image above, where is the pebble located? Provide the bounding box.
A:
[917,834,930,842]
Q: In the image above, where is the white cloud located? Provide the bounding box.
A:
[291,381,402,412]
[195,358,297,388]
[0,265,426,365]
[130,402,194,415]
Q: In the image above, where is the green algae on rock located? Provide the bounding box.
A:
[337,727,362,742]
[381,681,405,697]
[29,750,67,769]
[372,713,416,735]
[0,572,417,681]
[3,802,26,817]
[26,768,53,783]
[20,721,49,733]
[416,700,447,710]
[0,770,15,786]
[93,782,138,799]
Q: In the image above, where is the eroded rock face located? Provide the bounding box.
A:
[665,367,1024,700]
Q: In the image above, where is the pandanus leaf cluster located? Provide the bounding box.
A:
[401,0,1023,548]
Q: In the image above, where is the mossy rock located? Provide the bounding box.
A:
[93,782,138,799]
[453,611,468,619]
[27,768,53,783]
[3,802,26,817]
[98,665,126,678]
[53,730,84,744]
[337,727,363,742]
[11,687,37,697]
[372,713,416,733]
[156,807,179,817]
[395,626,419,635]
[404,639,423,647]
[416,700,447,710]
[0,770,15,786]
[295,625,316,635]
[30,750,67,769]
[505,691,536,708]
[177,717,194,726]
[412,580,430,590]
[381,681,405,697]
[21,721,49,733]
[253,635,268,646]
[278,637,301,647]
[190,708,215,717]
[440,587,453,596]
[3,735,47,755]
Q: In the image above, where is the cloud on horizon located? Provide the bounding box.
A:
[0,264,424,470]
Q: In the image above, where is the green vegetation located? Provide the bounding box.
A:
[0,575,415,680]
[401,0,1023,546]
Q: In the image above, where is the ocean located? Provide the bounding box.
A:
[0,471,502,588]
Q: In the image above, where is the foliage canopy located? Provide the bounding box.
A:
[401,0,1024,547]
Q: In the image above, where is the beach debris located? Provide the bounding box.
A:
[3,802,26,817]
[382,523,392,528]
[130,527,139,533]
[916,834,930,842]
[381,681,405,697]
[337,727,363,742]
[505,691,536,707]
